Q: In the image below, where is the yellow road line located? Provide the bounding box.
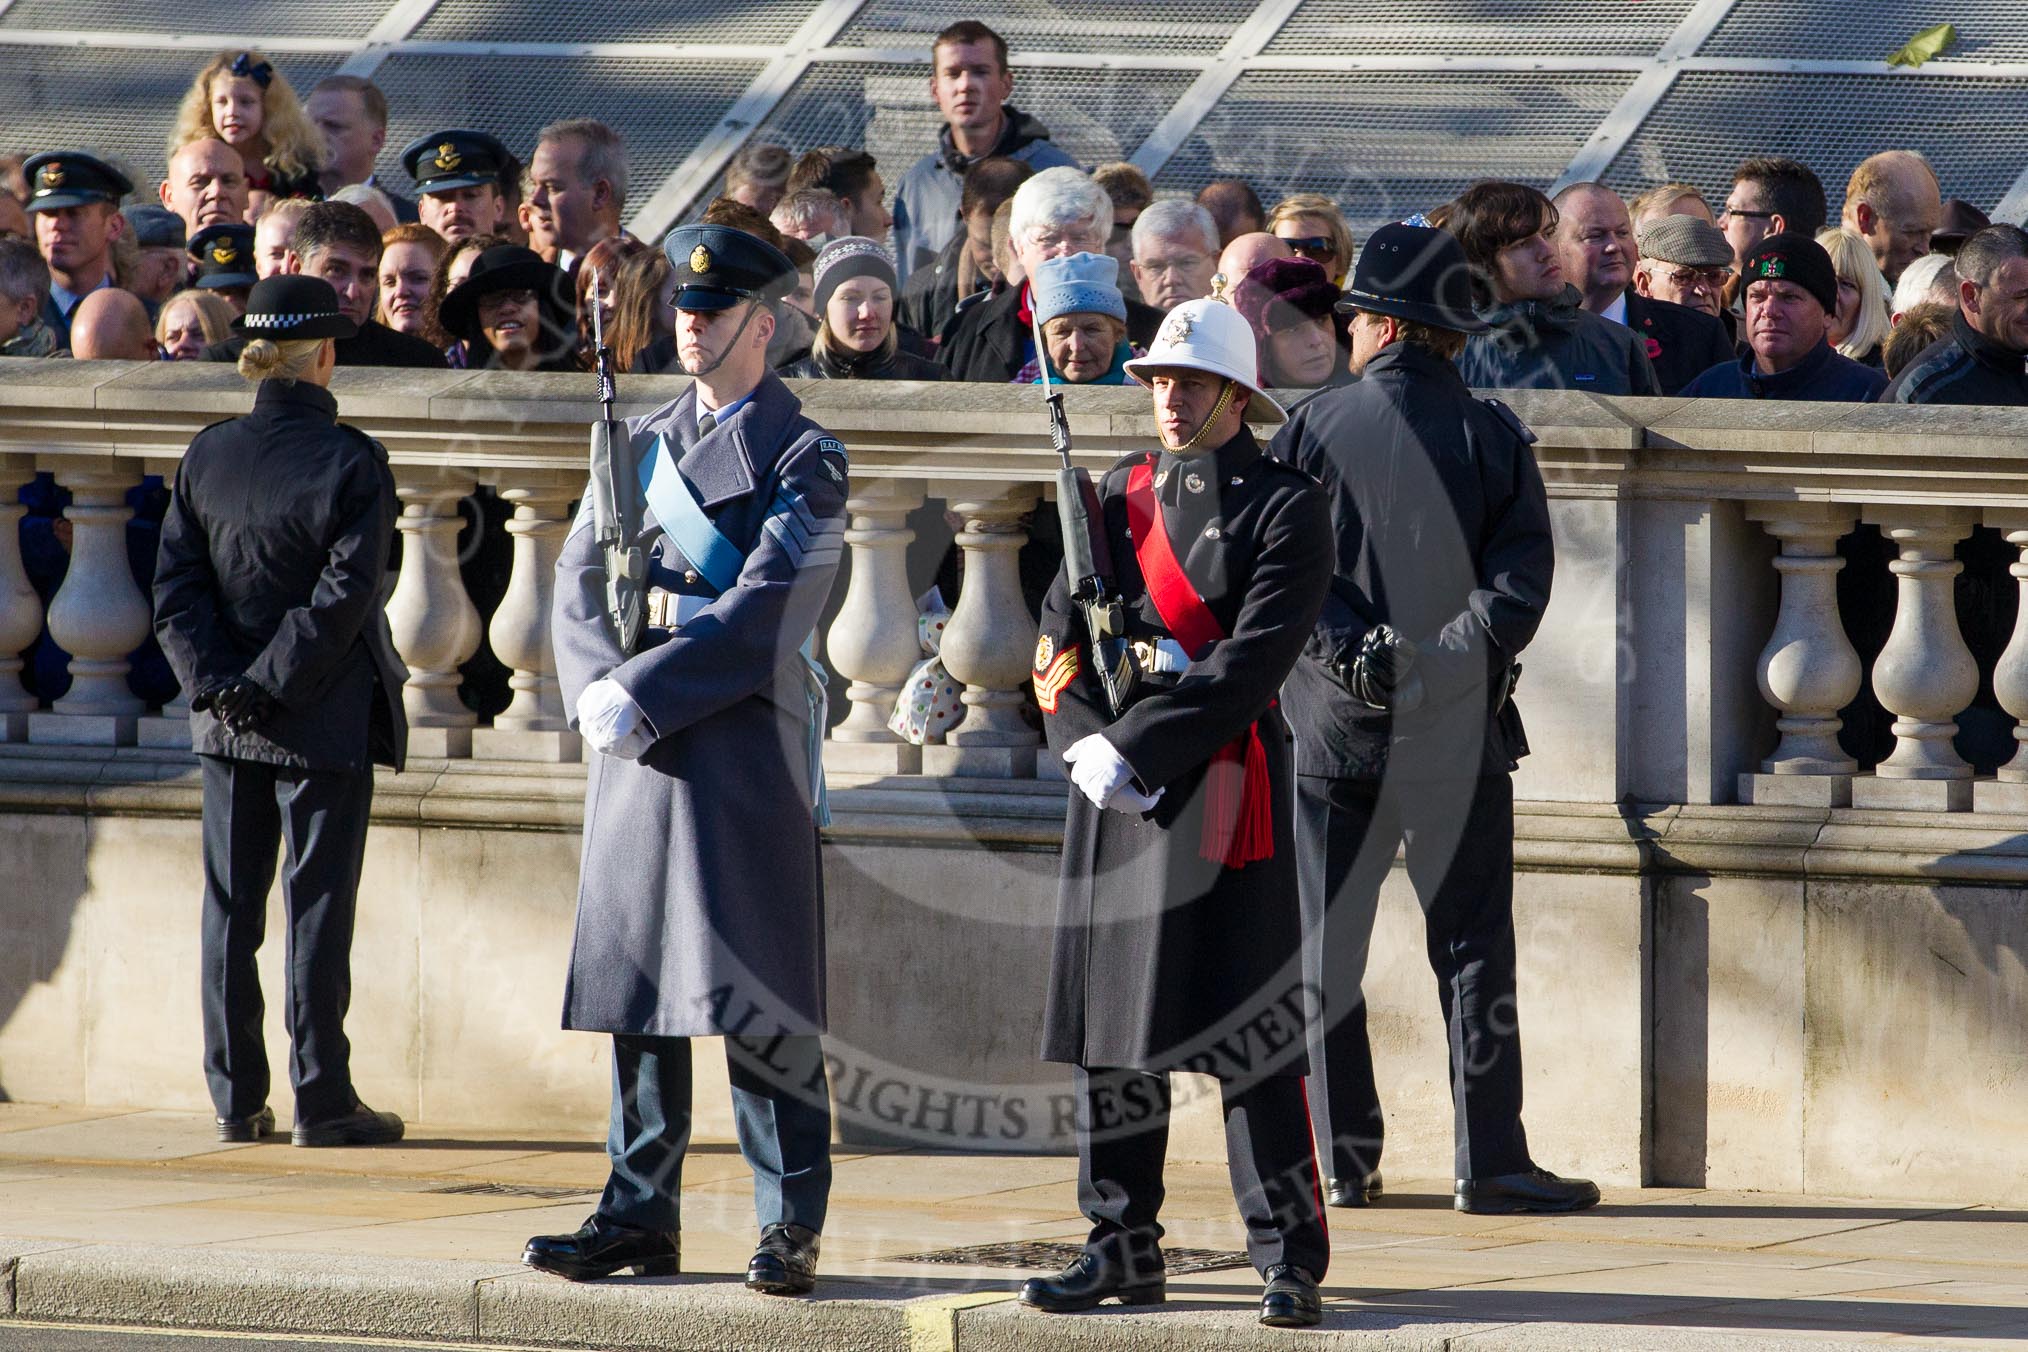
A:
[904,1290,1020,1352]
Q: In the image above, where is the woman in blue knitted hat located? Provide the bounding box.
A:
[1019,250,1141,385]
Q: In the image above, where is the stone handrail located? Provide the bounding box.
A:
[6,356,2028,814]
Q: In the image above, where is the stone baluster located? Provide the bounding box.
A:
[923,481,1041,778]
[471,474,579,763]
[1738,504,1860,807]
[1978,510,2028,811]
[1852,507,1977,811]
[0,459,42,741]
[825,479,928,775]
[386,470,482,758]
[28,461,150,746]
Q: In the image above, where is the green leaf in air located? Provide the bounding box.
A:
[1887,22,1957,68]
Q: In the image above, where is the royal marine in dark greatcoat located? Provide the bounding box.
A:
[1021,298,1337,1331]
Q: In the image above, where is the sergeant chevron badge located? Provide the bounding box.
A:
[1034,643,1079,714]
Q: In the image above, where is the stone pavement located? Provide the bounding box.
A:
[0,1104,2023,1350]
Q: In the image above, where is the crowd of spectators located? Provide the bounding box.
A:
[2,17,2023,410]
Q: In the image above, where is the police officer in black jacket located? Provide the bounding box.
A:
[154,275,410,1149]
[1273,224,1598,1217]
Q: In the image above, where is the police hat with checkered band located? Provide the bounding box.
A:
[401,129,508,196]
[230,275,358,340]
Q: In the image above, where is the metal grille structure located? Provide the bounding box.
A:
[367,54,766,206]
[0,44,343,192]
[1700,0,2028,63]
[833,0,1256,55]
[1602,72,2028,222]
[412,0,823,49]
[1156,70,1635,233]
[0,0,389,39]
[3,0,2024,244]
[1262,0,1699,56]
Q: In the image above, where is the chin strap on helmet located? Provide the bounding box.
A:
[684,298,767,379]
[1172,378,1238,454]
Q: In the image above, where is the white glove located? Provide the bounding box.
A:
[1063,733,1135,809]
[577,677,656,759]
[1106,782,1165,816]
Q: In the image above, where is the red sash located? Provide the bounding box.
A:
[1124,459,1273,870]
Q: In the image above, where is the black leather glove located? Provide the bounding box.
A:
[211,677,277,734]
[1347,626,1425,713]
[187,680,230,714]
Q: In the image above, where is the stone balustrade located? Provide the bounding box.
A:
[6,358,2028,816]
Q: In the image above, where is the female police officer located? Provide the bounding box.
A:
[154,274,409,1148]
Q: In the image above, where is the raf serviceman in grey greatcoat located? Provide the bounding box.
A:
[1020,298,1335,1331]
[1274,223,1597,1217]
[524,225,847,1295]
[154,275,409,1150]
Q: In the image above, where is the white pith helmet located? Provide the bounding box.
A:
[1122,297,1285,424]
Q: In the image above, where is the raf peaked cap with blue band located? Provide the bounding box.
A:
[23,151,132,212]
[663,224,798,313]
[401,128,509,196]
[230,275,359,340]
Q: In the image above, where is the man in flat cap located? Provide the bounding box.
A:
[23,150,131,348]
[526,225,847,1297]
[402,129,509,244]
[122,205,189,307]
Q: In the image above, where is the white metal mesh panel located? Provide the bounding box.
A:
[0,43,342,191]
[0,0,387,39]
[832,0,1254,55]
[1154,70,1634,235]
[1263,0,1696,56]
[413,0,821,47]
[690,59,1196,216]
[367,53,765,204]
[1699,0,2028,62]
[1603,72,2028,215]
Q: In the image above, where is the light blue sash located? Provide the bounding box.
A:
[639,433,831,827]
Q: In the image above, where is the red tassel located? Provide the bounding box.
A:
[1199,721,1274,869]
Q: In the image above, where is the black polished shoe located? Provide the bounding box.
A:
[745,1222,819,1295]
[1259,1264,1323,1329]
[1018,1248,1166,1313]
[1455,1166,1601,1215]
[523,1213,679,1281]
[1325,1171,1383,1208]
[215,1106,275,1144]
[291,1100,405,1148]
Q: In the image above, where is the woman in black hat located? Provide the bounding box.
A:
[154,274,410,1150]
[437,243,581,373]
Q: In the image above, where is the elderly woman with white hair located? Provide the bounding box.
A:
[1014,251,1142,386]
[939,166,1166,381]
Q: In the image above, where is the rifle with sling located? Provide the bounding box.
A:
[1032,306,1137,717]
[586,264,646,653]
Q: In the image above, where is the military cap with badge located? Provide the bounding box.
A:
[663,223,799,313]
[401,129,509,196]
[189,223,259,293]
[22,151,132,213]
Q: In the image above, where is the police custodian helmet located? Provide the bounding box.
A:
[662,224,797,313]
[231,275,359,340]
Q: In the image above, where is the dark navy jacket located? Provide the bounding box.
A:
[1272,342,1554,783]
[1883,311,2028,407]
[1680,338,1887,402]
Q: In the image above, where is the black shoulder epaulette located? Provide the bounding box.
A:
[1479,396,1538,446]
[338,422,390,464]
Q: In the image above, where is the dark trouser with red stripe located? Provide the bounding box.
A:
[1298,771,1531,1184]
[1076,1066,1329,1281]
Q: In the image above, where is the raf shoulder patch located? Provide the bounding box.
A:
[816,436,848,460]
[1033,643,1079,714]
